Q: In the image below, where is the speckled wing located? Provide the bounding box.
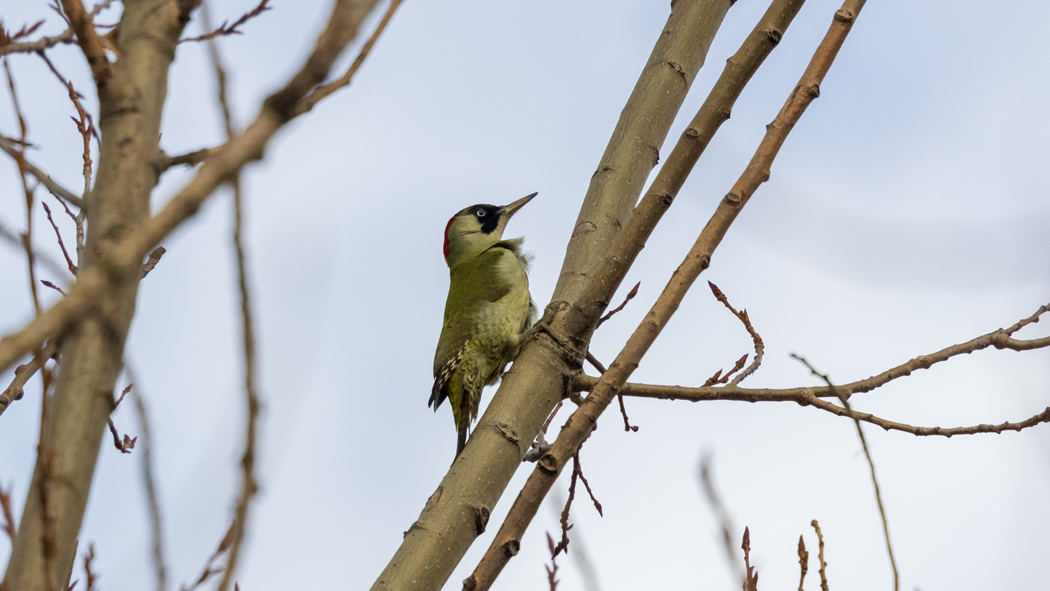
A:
[430,247,516,411]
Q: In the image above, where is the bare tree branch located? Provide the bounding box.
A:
[180,0,271,44]
[812,520,829,591]
[707,282,764,385]
[741,527,758,591]
[294,0,404,117]
[5,1,191,588]
[159,147,217,170]
[4,58,43,317]
[0,341,57,419]
[380,4,736,590]
[0,32,75,57]
[573,302,1050,409]
[57,0,112,85]
[797,535,809,591]
[0,0,385,379]
[140,247,166,279]
[467,0,866,585]
[0,0,116,57]
[40,202,77,276]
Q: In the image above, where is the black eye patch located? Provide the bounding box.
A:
[470,204,501,234]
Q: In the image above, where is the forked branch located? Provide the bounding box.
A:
[467,0,868,586]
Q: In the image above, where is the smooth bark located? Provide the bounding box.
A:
[370,2,733,590]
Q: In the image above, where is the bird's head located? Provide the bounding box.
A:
[442,192,536,267]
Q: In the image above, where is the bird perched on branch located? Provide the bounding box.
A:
[431,193,538,458]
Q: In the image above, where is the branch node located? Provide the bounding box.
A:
[538,453,560,475]
[472,505,491,536]
[502,539,520,557]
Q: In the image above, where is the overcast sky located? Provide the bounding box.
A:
[1,0,1049,590]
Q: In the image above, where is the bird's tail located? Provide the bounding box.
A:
[456,422,468,459]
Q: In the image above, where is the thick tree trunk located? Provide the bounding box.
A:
[3,2,190,589]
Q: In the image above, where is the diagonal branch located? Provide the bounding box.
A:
[57,0,112,85]
[3,2,382,590]
[558,0,809,343]
[294,0,404,117]
[467,0,866,586]
[0,341,57,418]
[0,0,384,378]
[376,3,735,590]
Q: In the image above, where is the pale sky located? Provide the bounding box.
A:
[1,0,1048,590]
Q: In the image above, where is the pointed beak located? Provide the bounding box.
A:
[500,192,537,218]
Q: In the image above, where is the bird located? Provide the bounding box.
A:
[431,192,538,458]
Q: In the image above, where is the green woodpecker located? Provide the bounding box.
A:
[431,193,538,457]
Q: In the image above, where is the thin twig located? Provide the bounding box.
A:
[41,202,77,275]
[585,353,637,431]
[811,520,828,591]
[741,527,758,591]
[161,147,216,169]
[544,533,560,591]
[571,302,1050,423]
[553,457,578,557]
[294,0,403,116]
[202,3,261,589]
[574,453,601,517]
[40,281,65,296]
[576,377,1050,436]
[180,0,271,43]
[797,535,809,591]
[0,0,116,56]
[106,383,137,453]
[0,341,56,418]
[595,281,639,329]
[792,353,896,591]
[701,354,748,388]
[141,247,166,279]
[65,79,94,197]
[1,31,74,57]
[5,58,43,317]
[82,543,98,591]
[707,282,764,385]
[591,282,643,432]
